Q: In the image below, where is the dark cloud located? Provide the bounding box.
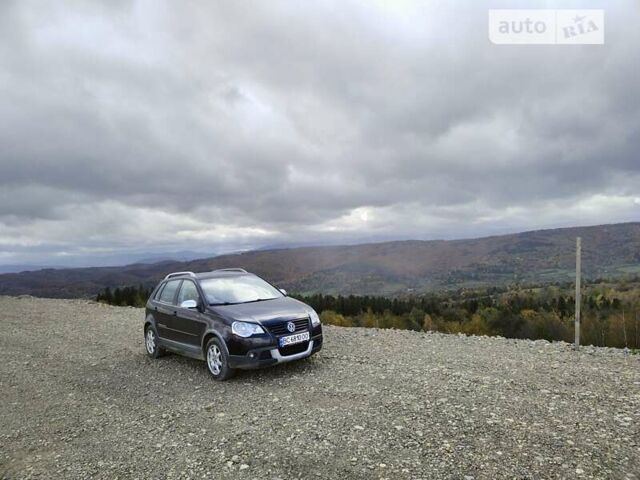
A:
[0,0,639,265]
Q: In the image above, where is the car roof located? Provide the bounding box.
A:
[196,270,253,280]
[163,269,253,282]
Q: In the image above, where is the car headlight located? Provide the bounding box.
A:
[232,321,265,337]
[309,310,321,327]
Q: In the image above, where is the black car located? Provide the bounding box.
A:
[143,268,323,380]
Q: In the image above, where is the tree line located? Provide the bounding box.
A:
[96,285,152,308]
[96,280,640,349]
[293,283,640,349]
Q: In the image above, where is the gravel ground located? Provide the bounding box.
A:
[1,296,639,480]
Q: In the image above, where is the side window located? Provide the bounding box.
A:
[154,283,166,300]
[158,280,180,304]
[177,281,200,305]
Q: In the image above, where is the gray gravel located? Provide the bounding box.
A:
[1,296,639,480]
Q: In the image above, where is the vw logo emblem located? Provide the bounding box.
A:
[286,321,296,333]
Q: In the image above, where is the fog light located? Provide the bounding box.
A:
[249,352,256,359]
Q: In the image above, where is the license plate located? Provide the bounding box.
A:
[279,331,310,347]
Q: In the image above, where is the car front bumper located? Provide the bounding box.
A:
[228,330,323,370]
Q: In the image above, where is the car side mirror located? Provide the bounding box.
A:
[180,299,198,309]
[279,288,287,296]
[197,298,205,312]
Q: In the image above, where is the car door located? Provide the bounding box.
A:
[154,279,182,341]
[174,279,208,346]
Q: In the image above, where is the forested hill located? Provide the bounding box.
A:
[0,222,639,298]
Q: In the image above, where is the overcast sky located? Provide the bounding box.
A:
[1,0,639,266]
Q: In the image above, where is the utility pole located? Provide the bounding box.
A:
[574,237,581,350]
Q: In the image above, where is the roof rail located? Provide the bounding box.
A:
[213,268,248,273]
[164,271,196,280]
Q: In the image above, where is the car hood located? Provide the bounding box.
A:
[211,296,311,325]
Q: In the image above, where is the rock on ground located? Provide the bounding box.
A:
[0,296,639,479]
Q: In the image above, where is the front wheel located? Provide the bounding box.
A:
[205,338,235,381]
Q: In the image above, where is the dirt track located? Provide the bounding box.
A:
[1,296,639,479]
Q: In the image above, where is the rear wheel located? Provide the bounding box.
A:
[145,325,164,358]
[206,337,235,381]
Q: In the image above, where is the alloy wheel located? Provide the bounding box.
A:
[207,344,223,375]
[145,328,156,354]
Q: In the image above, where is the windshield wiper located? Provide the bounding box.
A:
[241,298,274,304]
[210,298,276,306]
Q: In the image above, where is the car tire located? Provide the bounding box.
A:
[144,325,164,359]
[205,337,235,381]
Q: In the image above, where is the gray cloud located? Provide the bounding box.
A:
[1,0,639,265]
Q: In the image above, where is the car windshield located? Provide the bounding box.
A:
[200,275,283,305]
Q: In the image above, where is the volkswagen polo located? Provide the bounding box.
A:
[144,268,323,380]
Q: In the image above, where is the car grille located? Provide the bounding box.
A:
[279,342,309,356]
[266,318,309,336]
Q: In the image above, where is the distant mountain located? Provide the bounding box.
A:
[133,250,218,264]
[0,264,68,274]
[0,222,638,298]
[0,250,218,271]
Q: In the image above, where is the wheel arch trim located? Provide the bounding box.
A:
[201,330,227,355]
[144,314,156,331]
